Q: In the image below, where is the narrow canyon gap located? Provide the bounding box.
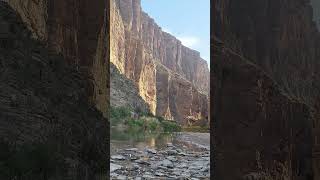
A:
[110,0,210,179]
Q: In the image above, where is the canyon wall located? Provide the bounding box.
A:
[213,0,320,179]
[213,39,313,179]
[215,0,320,106]
[0,2,108,179]
[3,0,109,117]
[110,0,209,126]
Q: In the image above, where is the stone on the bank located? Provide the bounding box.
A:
[160,159,174,168]
[111,155,126,160]
[167,149,177,155]
[155,172,166,176]
[167,143,173,147]
[191,178,200,180]
[145,148,157,154]
[125,148,139,152]
[142,174,155,179]
[176,162,188,168]
[135,159,151,165]
[178,152,187,156]
[115,175,127,180]
[110,163,122,172]
[167,156,177,162]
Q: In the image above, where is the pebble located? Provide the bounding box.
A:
[110,163,122,172]
[145,148,157,154]
[125,148,138,152]
[160,159,174,168]
[111,155,126,160]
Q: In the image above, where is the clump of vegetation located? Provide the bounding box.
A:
[155,116,181,132]
[110,106,132,125]
[182,125,210,133]
[110,106,181,133]
[161,120,181,132]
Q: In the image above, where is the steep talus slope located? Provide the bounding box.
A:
[0,2,107,179]
[110,63,149,112]
[111,0,209,126]
[213,0,320,179]
[4,0,109,117]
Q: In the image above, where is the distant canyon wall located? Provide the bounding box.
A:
[111,0,209,125]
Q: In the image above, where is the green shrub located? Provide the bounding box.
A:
[138,110,154,117]
[110,106,132,125]
[127,119,144,128]
[148,120,158,131]
[110,107,181,133]
[156,116,165,122]
[161,120,181,132]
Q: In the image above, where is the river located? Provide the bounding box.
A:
[110,128,210,179]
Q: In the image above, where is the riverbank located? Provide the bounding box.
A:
[110,132,210,179]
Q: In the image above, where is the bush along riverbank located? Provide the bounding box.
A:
[110,106,181,133]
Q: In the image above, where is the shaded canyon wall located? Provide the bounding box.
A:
[213,38,313,179]
[0,1,108,179]
[213,0,320,179]
[3,0,109,117]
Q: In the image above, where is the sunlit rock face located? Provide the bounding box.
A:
[5,0,109,117]
[110,0,209,126]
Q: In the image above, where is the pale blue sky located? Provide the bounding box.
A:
[141,0,210,66]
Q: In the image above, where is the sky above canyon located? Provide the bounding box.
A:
[141,0,210,67]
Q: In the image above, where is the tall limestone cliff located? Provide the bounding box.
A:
[110,0,209,126]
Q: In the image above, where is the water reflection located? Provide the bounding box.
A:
[110,127,175,153]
